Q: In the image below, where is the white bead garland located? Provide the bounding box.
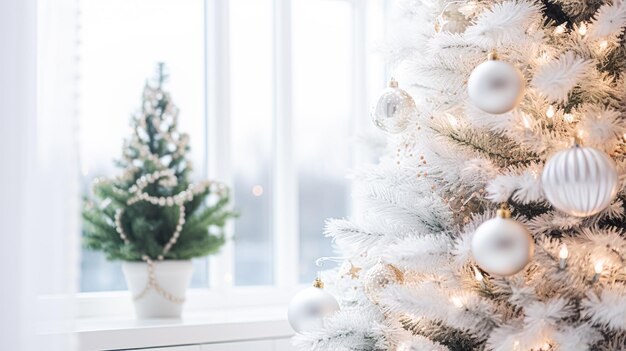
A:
[114,209,130,245]
[163,204,185,254]
[126,169,220,207]
[115,169,227,304]
[132,256,185,304]
[116,206,186,303]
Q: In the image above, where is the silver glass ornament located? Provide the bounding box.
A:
[371,78,416,133]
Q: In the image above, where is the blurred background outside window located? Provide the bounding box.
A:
[78,0,388,293]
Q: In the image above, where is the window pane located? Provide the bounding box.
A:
[367,0,391,110]
[78,0,207,292]
[293,0,353,283]
[230,0,274,285]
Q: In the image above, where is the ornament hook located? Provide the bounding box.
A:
[496,203,511,218]
[312,277,324,289]
[573,130,584,147]
[487,50,499,61]
[315,256,347,268]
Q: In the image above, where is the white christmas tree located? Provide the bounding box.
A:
[291,0,626,350]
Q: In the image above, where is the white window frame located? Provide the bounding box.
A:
[71,0,389,318]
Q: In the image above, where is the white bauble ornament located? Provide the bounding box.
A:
[471,206,534,276]
[363,258,404,304]
[371,78,416,133]
[467,52,525,114]
[541,141,618,217]
[287,278,339,333]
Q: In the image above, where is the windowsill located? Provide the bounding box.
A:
[76,305,293,351]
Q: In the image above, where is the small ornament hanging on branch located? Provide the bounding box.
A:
[363,258,404,304]
[287,277,340,333]
[371,78,417,133]
[339,260,362,280]
[471,204,534,277]
[467,51,525,114]
[541,136,619,217]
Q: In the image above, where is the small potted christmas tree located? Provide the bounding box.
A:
[83,64,236,318]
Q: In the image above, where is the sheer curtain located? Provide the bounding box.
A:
[0,0,79,349]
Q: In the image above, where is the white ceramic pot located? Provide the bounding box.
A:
[122,260,193,319]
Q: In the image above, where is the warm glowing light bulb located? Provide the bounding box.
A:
[599,40,608,50]
[396,341,412,351]
[81,164,89,177]
[537,51,550,63]
[530,169,539,180]
[252,185,264,196]
[224,272,233,284]
[451,296,463,308]
[554,24,566,35]
[513,340,520,351]
[578,23,588,36]
[546,105,555,118]
[564,113,575,123]
[559,244,568,259]
[447,114,459,127]
[595,261,604,274]
[473,266,484,282]
[541,342,551,350]
[522,114,532,129]
[558,244,568,269]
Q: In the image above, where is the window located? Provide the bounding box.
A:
[292,0,353,282]
[76,0,389,305]
[230,0,275,286]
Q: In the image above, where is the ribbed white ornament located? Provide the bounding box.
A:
[541,143,618,217]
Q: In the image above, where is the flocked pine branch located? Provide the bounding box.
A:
[294,0,626,350]
[531,51,592,102]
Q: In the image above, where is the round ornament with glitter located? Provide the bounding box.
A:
[371,78,417,133]
[288,278,340,333]
[363,258,404,304]
[467,52,525,114]
[471,205,534,277]
[541,139,618,217]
